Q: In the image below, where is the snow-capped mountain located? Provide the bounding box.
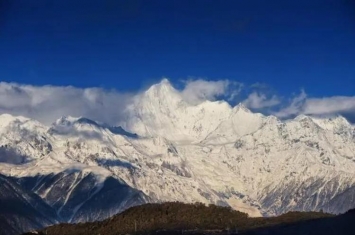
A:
[0,79,355,234]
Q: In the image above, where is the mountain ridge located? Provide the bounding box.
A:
[0,80,355,234]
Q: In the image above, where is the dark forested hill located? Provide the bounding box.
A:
[242,208,355,235]
[26,202,336,235]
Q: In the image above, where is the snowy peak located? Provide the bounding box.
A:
[294,114,350,127]
[136,79,185,119]
[201,103,266,144]
[54,116,79,126]
[124,81,354,144]
[294,114,313,121]
[152,78,174,90]
[0,113,34,128]
[319,115,351,127]
[0,113,47,135]
[293,114,353,137]
[144,78,181,101]
[106,126,139,138]
[50,116,137,138]
[233,103,252,114]
[54,116,101,128]
[50,116,102,135]
[264,115,280,125]
[231,103,264,124]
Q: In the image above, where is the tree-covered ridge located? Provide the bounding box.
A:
[31,202,332,235]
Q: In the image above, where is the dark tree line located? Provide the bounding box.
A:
[31,202,331,235]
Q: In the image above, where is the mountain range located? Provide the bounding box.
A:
[0,79,355,234]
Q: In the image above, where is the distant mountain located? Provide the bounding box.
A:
[0,80,355,233]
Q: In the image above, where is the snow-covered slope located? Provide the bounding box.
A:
[0,80,355,233]
[16,172,148,223]
[0,114,149,234]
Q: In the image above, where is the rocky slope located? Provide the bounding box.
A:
[0,174,58,235]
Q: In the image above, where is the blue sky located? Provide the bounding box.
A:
[0,0,355,123]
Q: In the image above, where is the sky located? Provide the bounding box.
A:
[0,0,355,123]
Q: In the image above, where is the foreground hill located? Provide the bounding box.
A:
[31,202,332,235]
[243,208,355,235]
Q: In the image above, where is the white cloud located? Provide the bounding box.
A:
[303,96,355,116]
[181,79,242,105]
[274,90,355,120]
[274,90,307,118]
[243,92,280,109]
[0,82,134,125]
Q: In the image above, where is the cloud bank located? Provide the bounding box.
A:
[0,79,354,124]
[0,82,134,125]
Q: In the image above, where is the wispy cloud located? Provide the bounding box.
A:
[180,79,242,105]
[243,92,280,109]
[303,96,355,116]
[274,90,355,122]
[0,146,29,165]
[0,82,134,125]
[274,90,307,118]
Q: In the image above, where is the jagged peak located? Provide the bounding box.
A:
[52,116,103,128]
[141,79,183,107]
[330,115,350,125]
[145,78,176,94]
[265,115,280,124]
[160,78,172,86]
[76,117,101,126]
[311,115,353,132]
[294,114,313,121]
[55,116,103,126]
[297,114,351,127]
[0,113,30,122]
[106,126,139,138]
[54,115,81,125]
[233,103,252,113]
[0,113,43,129]
[52,115,139,138]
